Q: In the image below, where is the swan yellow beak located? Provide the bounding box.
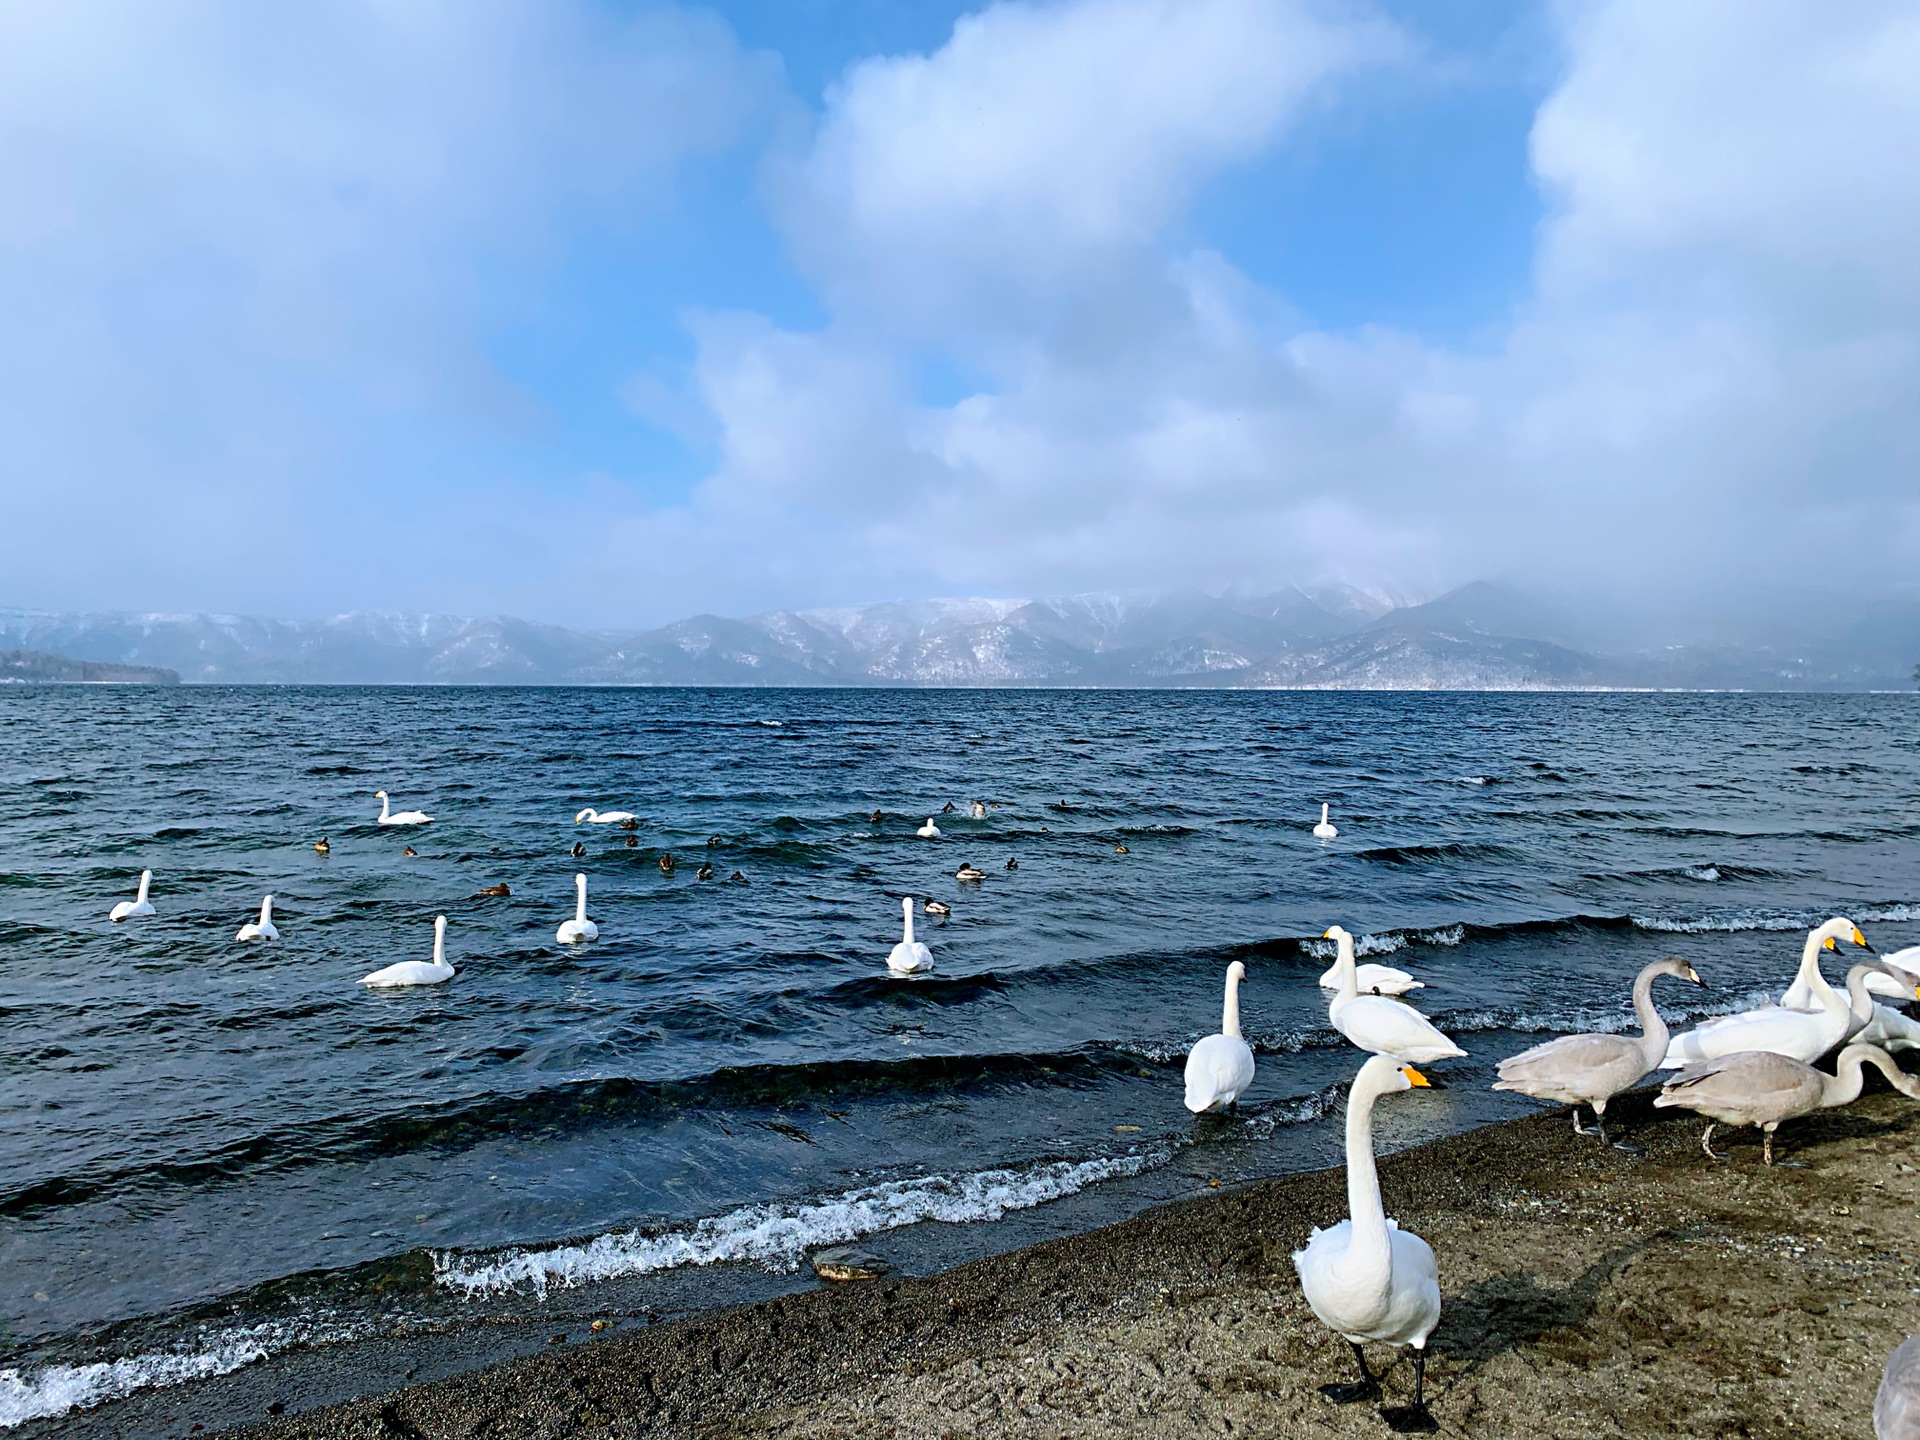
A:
[1682,963,1703,984]
[1323,927,1335,939]
[1823,936,1837,951]
[1401,1066,1432,1088]
[1853,927,1870,948]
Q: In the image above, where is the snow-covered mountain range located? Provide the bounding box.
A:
[1,584,1913,689]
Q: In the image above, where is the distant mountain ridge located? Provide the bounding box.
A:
[0,583,1913,689]
[0,648,180,685]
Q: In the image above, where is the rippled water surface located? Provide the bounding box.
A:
[2,687,1916,1426]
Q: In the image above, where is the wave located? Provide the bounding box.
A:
[1436,988,1775,1040]
[1353,842,1521,867]
[433,1151,1156,1300]
[0,1315,372,1429]
[1630,903,1920,935]
[0,1048,1150,1218]
[1299,924,1466,962]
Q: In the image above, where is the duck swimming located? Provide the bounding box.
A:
[696,862,713,880]
[1005,857,1018,871]
[401,846,417,858]
[476,883,510,898]
[314,837,330,855]
[956,863,986,882]
[924,899,950,916]
[659,853,675,875]
[570,841,586,858]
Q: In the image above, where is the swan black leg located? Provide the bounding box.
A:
[1701,1123,1728,1161]
[1382,1349,1439,1433]
[1319,1341,1380,1403]
[1599,1104,1647,1156]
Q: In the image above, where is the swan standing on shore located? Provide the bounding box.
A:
[1655,1041,1920,1165]
[374,791,433,826]
[236,895,279,941]
[1294,1054,1443,1432]
[574,808,637,826]
[556,874,597,944]
[1313,803,1338,840]
[1324,927,1466,1065]
[916,818,941,838]
[110,871,154,922]
[1185,961,1256,1113]
[1661,919,1878,1067]
[360,915,454,987]
[1493,956,1704,1147]
[887,897,932,975]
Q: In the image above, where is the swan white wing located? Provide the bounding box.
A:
[557,919,599,944]
[359,961,453,987]
[1384,1225,1443,1348]
[1184,1034,1256,1112]
[887,941,932,974]
[1660,1005,1839,1067]
[1331,994,1467,1064]
[1856,1003,1920,1054]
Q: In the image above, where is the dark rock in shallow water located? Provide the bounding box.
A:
[811,1245,892,1282]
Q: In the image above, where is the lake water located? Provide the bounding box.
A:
[2,687,1916,1428]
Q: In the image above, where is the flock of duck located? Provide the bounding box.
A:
[1181,915,1920,1431]
[101,792,1920,1431]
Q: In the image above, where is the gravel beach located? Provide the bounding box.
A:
[207,1081,1920,1440]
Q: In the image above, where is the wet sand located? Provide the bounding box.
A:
[228,1085,1920,1440]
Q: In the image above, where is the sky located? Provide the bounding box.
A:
[1,0,1915,628]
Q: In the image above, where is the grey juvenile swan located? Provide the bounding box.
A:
[1654,1041,1920,1165]
[1493,955,1704,1148]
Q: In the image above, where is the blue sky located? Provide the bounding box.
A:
[2,1,1914,627]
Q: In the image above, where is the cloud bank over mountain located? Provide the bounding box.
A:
[1,1,1914,626]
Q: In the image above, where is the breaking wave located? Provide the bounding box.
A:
[433,1151,1158,1300]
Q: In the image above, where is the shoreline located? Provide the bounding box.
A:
[116,1082,1916,1439]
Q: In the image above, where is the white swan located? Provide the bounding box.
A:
[887,896,933,975]
[1293,1054,1443,1429]
[374,790,433,826]
[1655,1041,1920,1165]
[360,915,455,987]
[1324,926,1466,1065]
[916,818,941,838]
[1184,961,1256,1112]
[1317,951,1425,998]
[110,870,154,922]
[556,873,598,944]
[236,895,279,942]
[1493,956,1704,1146]
[574,808,637,826]
[1313,803,1338,840]
[1662,918,1873,1067]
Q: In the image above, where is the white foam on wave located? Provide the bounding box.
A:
[434,1152,1156,1300]
[1454,775,1489,786]
[1301,923,1465,961]
[1633,903,1919,935]
[1682,866,1721,883]
[0,1317,368,1429]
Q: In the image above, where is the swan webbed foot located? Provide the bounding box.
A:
[1320,1342,1380,1404]
[1319,1380,1380,1405]
[1382,1402,1440,1434]
[1610,1140,1648,1156]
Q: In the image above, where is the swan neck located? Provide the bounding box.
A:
[1335,934,1358,1003]
[575,875,587,924]
[1794,931,1837,1008]
[1222,968,1242,1039]
[1823,1048,1874,1108]
[136,872,150,902]
[259,896,272,923]
[433,921,445,966]
[1343,1069,1392,1279]
[1845,965,1882,1023]
[1321,803,1329,823]
[1631,964,1671,1067]
[903,898,915,946]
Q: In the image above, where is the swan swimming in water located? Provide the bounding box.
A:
[1184,961,1256,1113]
[1317,950,1425,998]
[1655,1041,1920,1165]
[574,808,637,826]
[360,915,455,987]
[1324,927,1466,1065]
[236,895,279,942]
[110,871,154,922]
[374,791,433,826]
[916,818,941,838]
[1662,919,1876,1067]
[1294,1054,1443,1432]
[1314,803,1338,840]
[887,897,932,974]
[1493,955,1704,1147]
[556,873,597,944]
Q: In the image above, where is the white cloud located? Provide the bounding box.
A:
[655,0,1920,619]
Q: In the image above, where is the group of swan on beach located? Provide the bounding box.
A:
[1180,915,1920,1430]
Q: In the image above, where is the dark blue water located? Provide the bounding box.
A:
[2,687,1917,1426]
